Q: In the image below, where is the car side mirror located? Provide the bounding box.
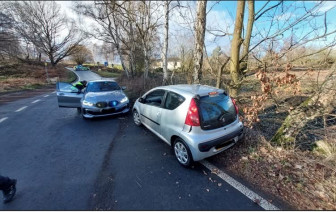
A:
[139,97,145,103]
[121,86,126,90]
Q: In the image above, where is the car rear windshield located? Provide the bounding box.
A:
[86,81,120,92]
[198,93,237,130]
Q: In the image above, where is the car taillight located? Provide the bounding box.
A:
[231,97,239,114]
[185,98,200,126]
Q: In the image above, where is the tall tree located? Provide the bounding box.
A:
[75,1,131,77]
[162,0,170,85]
[229,0,245,97]
[193,1,207,84]
[10,1,83,66]
[240,0,255,74]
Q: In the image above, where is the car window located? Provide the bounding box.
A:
[164,91,185,110]
[86,81,121,92]
[144,89,165,107]
[198,93,236,130]
[57,82,79,93]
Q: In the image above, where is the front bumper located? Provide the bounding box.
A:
[82,104,130,118]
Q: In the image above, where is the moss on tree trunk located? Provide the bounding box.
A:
[271,67,336,146]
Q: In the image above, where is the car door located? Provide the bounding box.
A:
[160,91,186,142]
[139,89,166,134]
[56,82,83,108]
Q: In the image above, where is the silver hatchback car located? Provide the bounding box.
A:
[132,84,244,167]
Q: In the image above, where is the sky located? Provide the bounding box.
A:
[58,1,336,62]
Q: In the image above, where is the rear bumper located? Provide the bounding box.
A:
[198,128,244,152]
[180,121,244,161]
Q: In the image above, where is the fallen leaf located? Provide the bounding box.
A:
[206,189,210,192]
[254,198,261,204]
[203,170,208,175]
[295,164,303,169]
[163,153,167,156]
[279,173,284,181]
[209,177,214,182]
[241,156,248,161]
[218,183,222,187]
[168,172,171,175]
[176,181,179,184]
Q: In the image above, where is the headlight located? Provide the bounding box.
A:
[120,97,129,103]
[82,100,94,107]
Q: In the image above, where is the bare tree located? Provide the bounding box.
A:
[71,45,94,65]
[162,0,170,85]
[9,1,83,66]
[193,1,207,84]
[75,1,132,77]
[229,0,245,98]
[240,0,255,73]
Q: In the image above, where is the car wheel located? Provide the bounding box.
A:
[77,107,82,114]
[174,138,193,167]
[133,110,141,126]
[81,108,89,120]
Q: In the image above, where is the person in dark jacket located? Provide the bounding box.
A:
[73,80,87,93]
[0,175,17,203]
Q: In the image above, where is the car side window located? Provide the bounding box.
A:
[144,89,166,107]
[164,91,185,110]
[57,82,79,93]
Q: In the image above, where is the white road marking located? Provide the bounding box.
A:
[0,117,8,123]
[200,160,279,210]
[32,99,41,103]
[52,91,56,93]
[15,106,28,112]
[44,95,49,97]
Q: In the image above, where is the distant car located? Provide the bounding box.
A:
[132,84,244,167]
[56,80,130,118]
[74,65,90,71]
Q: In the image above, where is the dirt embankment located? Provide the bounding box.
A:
[0,63,76,92]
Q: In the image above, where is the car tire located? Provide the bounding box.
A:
[77,107,82,114]
[173,138,193,167]
[133,110,142,126]
[81,108,89,120]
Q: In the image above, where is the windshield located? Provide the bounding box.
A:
[198,93,237,130]
[86,81,120,92]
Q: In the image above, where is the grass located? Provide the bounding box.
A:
[0,63,78,93]
[96,70,122,78]
[65,70,77,83]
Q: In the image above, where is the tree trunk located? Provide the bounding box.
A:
[216,57,230,88]
[162,0,169,85]
[129,22,136,77]
[229,0,245,97]
[240,0,254,74]
[116,42,130,78]
[193,0,207,84]
[271,67,336,146]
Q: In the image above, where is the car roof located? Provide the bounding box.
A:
[88,79,116,83]
[153,84,225,97]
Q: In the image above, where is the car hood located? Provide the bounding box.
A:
[84,90,127,102]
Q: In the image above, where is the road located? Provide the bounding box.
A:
[0,70,277,210]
